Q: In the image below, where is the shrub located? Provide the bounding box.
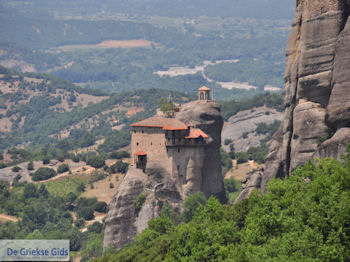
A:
[224,178,240,194]
[23,183,38,199]
[241,132,249,139]
[57,154,65,162]
[57,163,69,174]
[107,161,129,174]
[12,166,21,172]
[38,184,49,198]
[247,146,269,164]
[182,192,206,222]
[89,172,107,184]
[27,161,34,171]
[42,155,51,165]
[65,192,77,203]
[31,167,56,181]
[77,206,94,220]
[221,148,232,176]
[77,183,86,193]
[109,151,130,159]
[0,162,6,169]
[236,152,249,164]
[13,174,22,186]
[86,155,105,168]
[87,222,103,233]
[74,218,85,229]
[77,197,97,220]
[72,155,80,163]
[134,194,146,211]
[95,201,108,213]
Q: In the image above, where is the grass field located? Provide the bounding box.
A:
[44,176,87,197]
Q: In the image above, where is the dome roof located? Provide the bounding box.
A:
[199,86,210,91]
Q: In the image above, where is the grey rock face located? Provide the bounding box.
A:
[235,167,263,202]
[104,101,225,249]
[103,165,182,250]
[240,0,350,198]
[221,107,283,152]
[314,128,350,160]
[176,101,226,202]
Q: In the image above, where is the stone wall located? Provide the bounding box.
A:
[168,146,205,197]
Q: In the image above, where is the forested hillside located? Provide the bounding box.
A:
[0,0,293,98]
[0,66,194,152]
[96,149,350,261]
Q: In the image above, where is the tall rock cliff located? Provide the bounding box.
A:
[238,0,350,200]
[176,101,226,202]
[104,101,225,250]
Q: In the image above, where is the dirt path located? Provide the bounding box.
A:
[0,213,19,222]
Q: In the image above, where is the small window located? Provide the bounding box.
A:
[142,130,144,133]
[150,142,152,146]
[178,148,180,153]
[133,130,136,133]
[136,142,139,146]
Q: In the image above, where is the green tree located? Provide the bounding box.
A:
[42,155,51,165]
[159,97,175,117]
[12,166,21,172]
[23,183,38,199]
[27,161,34,170]
[31,167,56,181]
[94,201,108,213]
[87,222,103,234]
[86,155,105,168]
[38,184,49,198]
[182,192,206,222]
[134,194,146,212]
[77,206,94,220]
[57,163,69,174]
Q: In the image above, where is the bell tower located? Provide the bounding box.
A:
[198,86,211,101]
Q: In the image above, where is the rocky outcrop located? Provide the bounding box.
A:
[103,165,183,250]
[240,0,350,197]
[176,101,226,202]
[221,106,283,152]
[235,167,264,202]
[104,101,225,249]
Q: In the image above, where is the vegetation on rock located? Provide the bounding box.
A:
[97,148,350,261]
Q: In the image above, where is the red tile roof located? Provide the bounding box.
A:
[185,128,209,139]
[134,150,147,156]
[199,86,210,91]
[131,117,188,130]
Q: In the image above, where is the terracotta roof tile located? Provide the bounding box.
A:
[185,128,209,139]
[134,150,147,156]
[131,117,187,130]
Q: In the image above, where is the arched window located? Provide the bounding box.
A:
[200,92,204,100]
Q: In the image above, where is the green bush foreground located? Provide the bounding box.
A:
[97,148,350,261]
